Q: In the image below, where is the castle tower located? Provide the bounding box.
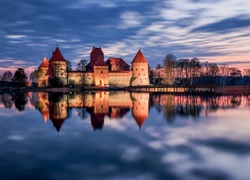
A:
[86,46,104,71]
[48,47,67,86]
[131,49,149,86]
[93,57,109,86]
[131,93,149,128]
[38,56,49,87]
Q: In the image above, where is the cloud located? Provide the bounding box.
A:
[191,16,250,33]
[6,35,27,39]
[0,0,250,73]
[118,11,143,29]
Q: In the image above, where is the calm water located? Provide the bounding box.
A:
[0,91,250,180]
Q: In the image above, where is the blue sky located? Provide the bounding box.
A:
[1,0,250,74]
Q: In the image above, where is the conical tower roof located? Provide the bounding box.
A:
[131,49,148,64]
[132,113,148,128]
[39,110,49,123]
[50,118,66,132]
[39,57,49,69]
[49,47,66,62]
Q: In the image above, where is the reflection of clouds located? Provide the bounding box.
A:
[7,134,25,141]
[1,94,250,179]
[104,116,137,132]
[121,147,141,162]
[108,174,154,180]
[147,107,250,179]
[147,141,163,150]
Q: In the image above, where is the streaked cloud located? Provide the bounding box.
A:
[0,0,250,74]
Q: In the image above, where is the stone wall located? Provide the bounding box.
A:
[68,72,95,86]
[108,72,132,87]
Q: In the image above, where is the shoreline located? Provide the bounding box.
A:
[1,85,250,95]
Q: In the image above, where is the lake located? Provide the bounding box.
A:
[0,91,250,180]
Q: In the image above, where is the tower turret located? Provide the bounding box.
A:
[131,49,149,86]
[48,47,67,86]
[38,56,49,87]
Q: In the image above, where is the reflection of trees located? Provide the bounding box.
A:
[12,93,27,111]
[1,93,13,108]
[49,92,64,102]
[67,107,72,119]
[151,94,243,122]
[77,108,88,120]
[29,92,38,107]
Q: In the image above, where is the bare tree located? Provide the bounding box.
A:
[76,59,88,71]
[189,58,201,85]
[163,53,177,85]
[29,71,38,83]
[2,71,13,81]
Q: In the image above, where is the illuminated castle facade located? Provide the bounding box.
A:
[37,46,149,87]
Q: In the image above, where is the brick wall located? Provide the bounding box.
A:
[108,72,132,87]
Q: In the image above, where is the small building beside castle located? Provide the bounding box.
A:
[37,46,149,87]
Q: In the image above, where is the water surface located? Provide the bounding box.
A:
[0,91,250,180]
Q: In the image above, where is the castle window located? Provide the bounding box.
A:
[142,69,144,71]
[61,73,63,76]
[136,69,137,71]
[138,73,140,75]
[101,71,103,73]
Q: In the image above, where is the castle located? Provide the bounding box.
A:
[37,46,149,87]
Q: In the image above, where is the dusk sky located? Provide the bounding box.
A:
[1,0,250,74]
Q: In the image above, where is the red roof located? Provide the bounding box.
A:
[132,114,147,128]
[94,57,108,66]
[49,47,66,62]
[131,49,148,64]
[106,57,130,67]
[39,57,49,69]
[50,118,66,132]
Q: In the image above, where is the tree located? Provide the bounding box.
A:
[156,64,162,69]
[29,71,38,83]
[67,60,72,71]
[163,53,177,85]
[244,69,250,76]
[12,92,27,111]
[12,68,28,86]
[219,64,229,77]
[188,58,201,85]
[76,59,88,71]
[244,68,250,85]
[2,71,13,81]
[228,67,241,85]
[49,77,63,87]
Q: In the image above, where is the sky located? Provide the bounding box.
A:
[0,0,250,75]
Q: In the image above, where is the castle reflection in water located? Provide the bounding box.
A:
[0,91,248,132]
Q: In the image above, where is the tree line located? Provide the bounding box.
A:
[150,53,249,86]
